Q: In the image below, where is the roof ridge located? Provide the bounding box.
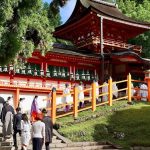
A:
[90,0,117,7]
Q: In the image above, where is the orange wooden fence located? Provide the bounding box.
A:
[49,73,148,123]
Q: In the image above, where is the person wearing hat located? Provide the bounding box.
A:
[1,96,15,141]
[42,109,53,150]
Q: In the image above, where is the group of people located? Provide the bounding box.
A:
[0,96,53,150]
[63,81,89,112]
[62,79,115,112]
[131,82,148,101]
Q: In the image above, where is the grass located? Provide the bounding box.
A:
[56,100,150,149]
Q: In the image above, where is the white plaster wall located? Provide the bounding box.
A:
[0,91,48,114]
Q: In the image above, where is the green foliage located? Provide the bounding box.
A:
[0,0,63,65]
[117,0,150,58]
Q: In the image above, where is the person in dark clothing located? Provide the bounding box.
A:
[0,97,5,124]
[42,108,53,150]
[1,97,15,140]
[13,107,22,149]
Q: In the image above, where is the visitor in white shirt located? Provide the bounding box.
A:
[32,115,45,150]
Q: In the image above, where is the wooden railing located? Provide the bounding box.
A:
[77,36,142,53]
[48,74,148,123]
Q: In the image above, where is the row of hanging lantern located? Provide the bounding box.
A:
[73,69,98,81]
[49,66,69,78]
[0,65,98,81]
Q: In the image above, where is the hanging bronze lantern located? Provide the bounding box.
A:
[75,70,79,80]
[62,67,66,77]
[3,65,8,72]
[81,70,85,80]
[53,66,57,77]
[27,65,32,75]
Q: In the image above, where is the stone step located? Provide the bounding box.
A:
[0,146,13,150]
[50,143,67,148]
[52,136,57,140]
[0,137,3,142]
[1,141,12,146]
[51,145,119,150]
[52,139,62,144]
[50,143,116,149]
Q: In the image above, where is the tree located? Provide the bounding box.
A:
[117,0,150,58]
[0,0,67,65]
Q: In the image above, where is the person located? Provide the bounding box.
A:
[21,113,31,150]
[13,107,22,149]
[63,83,71,112]
[18,98,25,113]
[139,83,148,101]
[0,96,5,126]
[78,82,84,108]
[42,109,53,150]
[102,78,108,102]
[32,114,45,150]
[95,79,100,102]
[1,96,15,141]
[46,92,51,116]
[112,81,118,99]
[31,95,41,122]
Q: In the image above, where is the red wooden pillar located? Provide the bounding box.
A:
[144,70,150,102]
[14,88,20,109]
[69,66,72,80]
[73,66,76,80]
[41,62,43,70]
[147,79,150,102]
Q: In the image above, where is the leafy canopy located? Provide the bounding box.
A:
[117,0,150,58]
[0,0,65,65]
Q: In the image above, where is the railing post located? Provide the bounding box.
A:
[92,82,96,112]
[73,86,78,118]
[51,87,56,124]
[14,88,20,109]
[127,73,132,103]
[108,77,112,106]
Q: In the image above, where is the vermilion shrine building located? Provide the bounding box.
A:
[0,0,150,110]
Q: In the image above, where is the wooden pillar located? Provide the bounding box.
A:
[69,66,72,80]
[43,62,47,76]
[41,62,43,70]
[146,78,150,102]
[51,87,56,124]
[92,82,96,112]
[108,77,112,106]
[127,73,132,103]
[73,86,78,118]
[73,66,75,80]
[14,88,20,109]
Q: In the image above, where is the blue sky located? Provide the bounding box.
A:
[43,0,77,24]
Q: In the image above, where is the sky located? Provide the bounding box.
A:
[43,0,77,24]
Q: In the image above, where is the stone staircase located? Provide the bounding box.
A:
[0,129,120,150]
